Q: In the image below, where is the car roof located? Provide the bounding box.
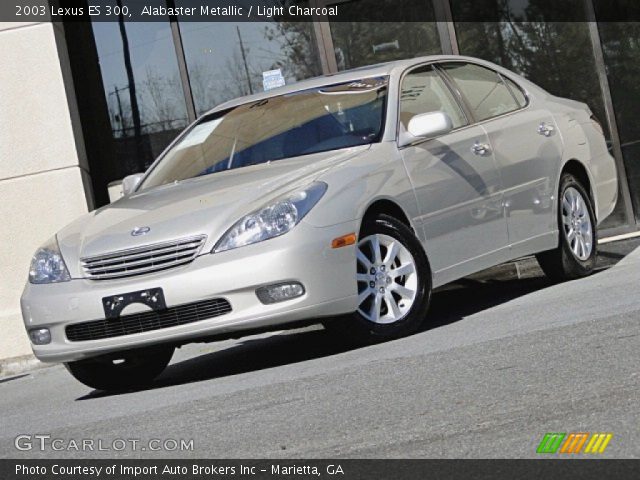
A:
[207,55,482,114]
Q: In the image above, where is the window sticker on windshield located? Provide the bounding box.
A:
[262,69,286,91]
[175,118,223,150]
[319,76,388,94]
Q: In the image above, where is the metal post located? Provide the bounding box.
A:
[236,25,254,95]
[167,0,197,122]
[584,0,636,229]
[434,0,459,55]
[109,86,126,135]
[311,0,338,74]
[116,0,141,138]
[315,21,339,73]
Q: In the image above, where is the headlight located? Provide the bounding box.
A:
[214,182,327,253]
[29,237,71,284]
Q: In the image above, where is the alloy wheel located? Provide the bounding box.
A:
[356,233,418,324]
[561,186,593,261]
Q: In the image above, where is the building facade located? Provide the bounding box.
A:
[2,0,640,361]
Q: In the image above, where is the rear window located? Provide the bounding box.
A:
[442,63,521,121]
[503,76,528,108]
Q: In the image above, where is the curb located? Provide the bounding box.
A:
[0,354,49,379]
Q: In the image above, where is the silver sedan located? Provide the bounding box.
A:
[21,56,618,391]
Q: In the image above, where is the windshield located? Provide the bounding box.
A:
[140,77,388,190]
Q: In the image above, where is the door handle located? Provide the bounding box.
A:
[471,141,491,156]
[537,122,555,137]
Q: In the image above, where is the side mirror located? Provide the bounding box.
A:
[399,111,454,147]
[122,173,144,197]
[107,179,124,203]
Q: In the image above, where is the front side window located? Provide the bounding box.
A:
[140,77,388,190]
[442,63,520,121]
[400,65,467,131]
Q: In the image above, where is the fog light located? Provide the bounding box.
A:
[29,328,51,345]
[256,282,305,304]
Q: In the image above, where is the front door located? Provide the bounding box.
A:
[398,65,508,287]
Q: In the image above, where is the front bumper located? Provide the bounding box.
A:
[21,220,359,363]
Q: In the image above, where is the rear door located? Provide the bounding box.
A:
[440,63,563,254]
[398,65,508,286]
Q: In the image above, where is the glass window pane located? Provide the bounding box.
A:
[442,63,519,121]
[400,66,466,130]
[504,76,527,108]
[452,12,608,134]
[329,0,440,71]
[176,6,323,116]
[597,21,640,224]
[452,1,628,227]
[89,1,189,205]
[141,78,388,189]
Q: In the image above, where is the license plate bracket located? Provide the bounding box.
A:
[102,288,166,319]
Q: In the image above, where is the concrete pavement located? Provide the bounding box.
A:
[0,241,638,458]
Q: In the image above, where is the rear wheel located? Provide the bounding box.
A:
[65,345,174,392]
[323,214,431,343]
[536,173,597,282]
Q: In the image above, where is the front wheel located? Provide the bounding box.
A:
[65,345,174,392]
[323,214,431,343]
[536,173,597,282]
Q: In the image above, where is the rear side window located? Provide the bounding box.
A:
[441,63,521,121]
[503,76,528,108]
[400,65,467,131]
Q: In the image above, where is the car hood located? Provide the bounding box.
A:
[57,146,368,276]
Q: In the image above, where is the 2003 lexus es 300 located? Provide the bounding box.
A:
[22,56,617,390]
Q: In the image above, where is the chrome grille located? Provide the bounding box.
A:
[65,298,232,342]
[81,235,207,280]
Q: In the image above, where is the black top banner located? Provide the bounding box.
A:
[2,0,640,23]
[2,459,640,480]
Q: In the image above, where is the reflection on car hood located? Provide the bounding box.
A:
[57,146,369,276]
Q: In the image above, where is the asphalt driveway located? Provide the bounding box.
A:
[1,240,638,458]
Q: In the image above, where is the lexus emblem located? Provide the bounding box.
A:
[131,226,151,236]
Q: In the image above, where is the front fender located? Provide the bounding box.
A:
[303,143,420,233]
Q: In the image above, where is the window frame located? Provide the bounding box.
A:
[138,76,391,191]
[437,61,530,124]
[500,73,530,109]
[395,62,471,147]
[395,60,531,149]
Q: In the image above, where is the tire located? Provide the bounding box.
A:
[536,173,597,282]
[65,345,174,391]
[323,213,431,343]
